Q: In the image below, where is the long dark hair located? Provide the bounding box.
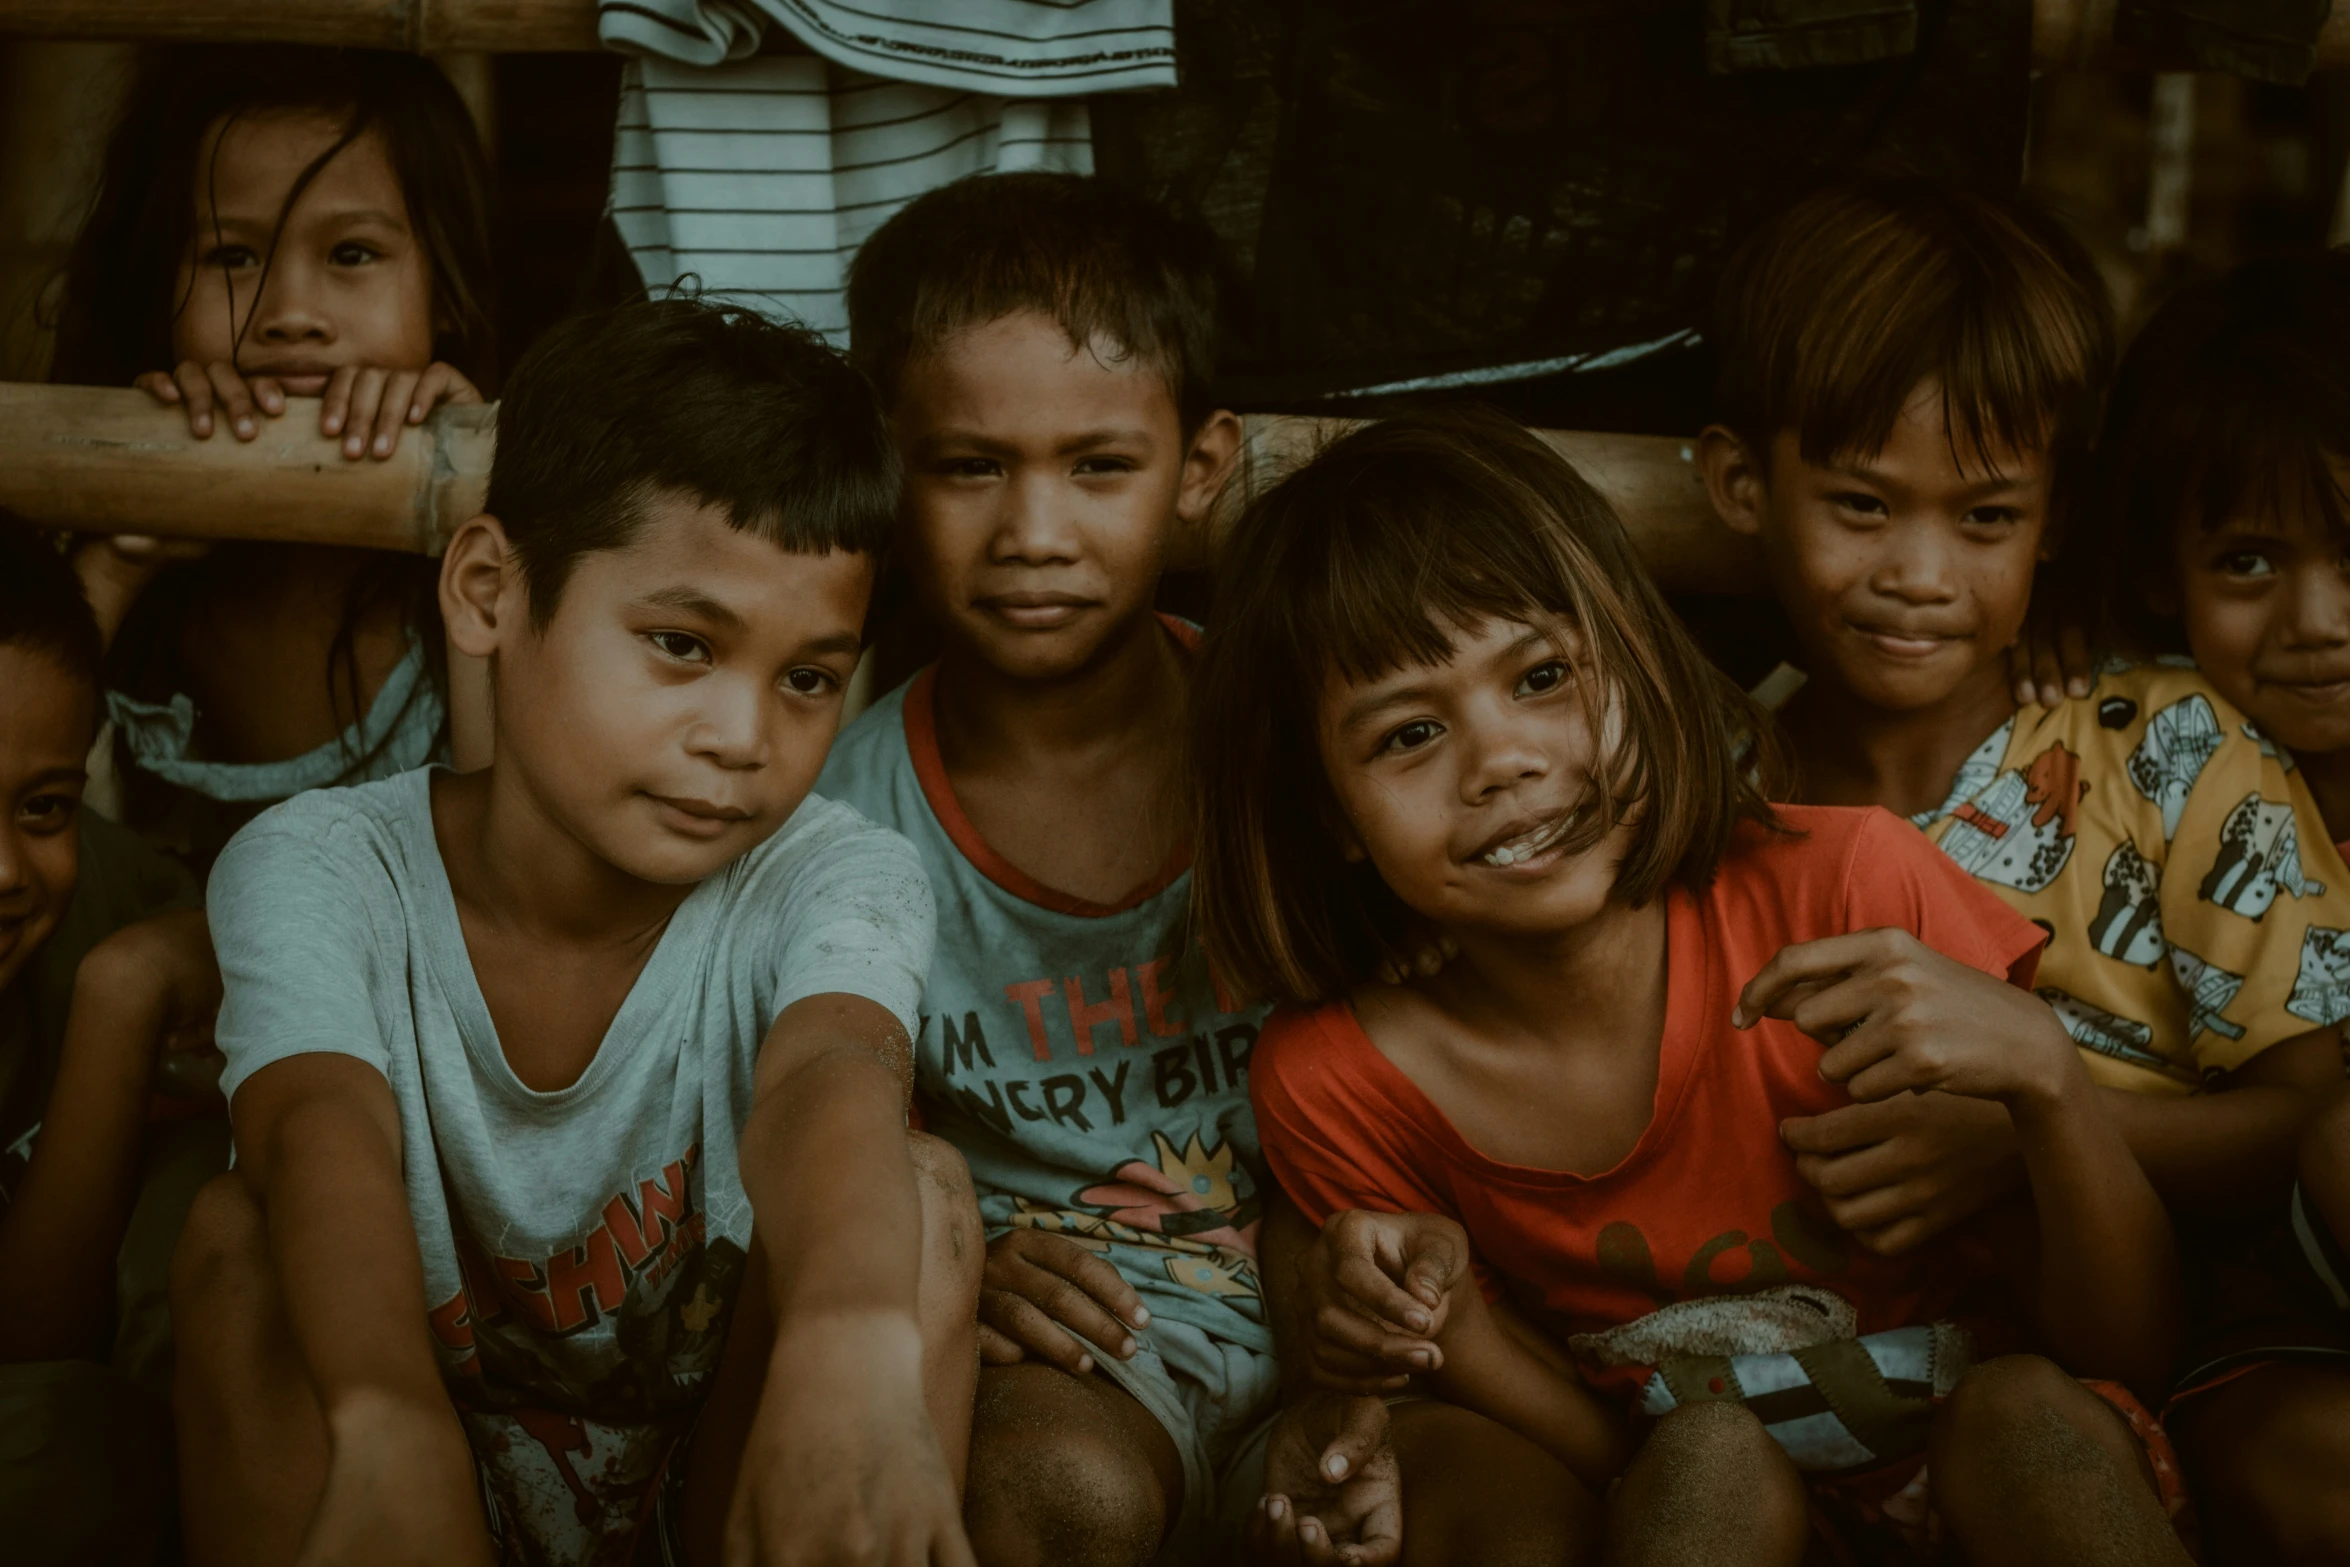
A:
[49,45,499,786]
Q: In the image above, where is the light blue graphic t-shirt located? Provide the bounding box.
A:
[818,646,1274,1356]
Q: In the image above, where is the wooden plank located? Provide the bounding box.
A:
[0,383,491,554]
[0,386,1764,594]
[0,0,603,53]
[3,0,2344,67]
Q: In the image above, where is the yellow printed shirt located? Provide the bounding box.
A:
[1912,660,2350,1096]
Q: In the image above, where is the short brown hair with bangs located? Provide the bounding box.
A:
[846,171,1220,428]
[1714,176,2111,493]
[1191,407,1784,1008]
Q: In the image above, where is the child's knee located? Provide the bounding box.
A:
[1620,1402,1807,1545]
[2183,1370,2350,1562]
[966,1370,1168,1567]
[169,1172,268,1323]
[1930,1356,2141,1501]
[1641,1400,1783,1472]
[910,1132,983,1296]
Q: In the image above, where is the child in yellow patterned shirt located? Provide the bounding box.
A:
[1698,177,2350,1559]
[2066,247,2350,1562]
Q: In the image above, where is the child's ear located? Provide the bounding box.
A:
[440,514,522,658]
[1174,409,1246,530]
[1697,426,1768,537]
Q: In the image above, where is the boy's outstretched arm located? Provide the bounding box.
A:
[1741,930,2181,1398]
[729,992,974,1567]
[230,1051,493,1565]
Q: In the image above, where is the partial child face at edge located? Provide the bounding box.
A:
[891,309,1214,681]
[0,647,93,995]
[1724,380,2051,713]
[2175,473,2350,758]
[1314,613,1638,942]
[468,493,873,886]
[171,111,437,388]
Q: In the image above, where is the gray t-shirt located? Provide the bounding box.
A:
[210,768,933,1567]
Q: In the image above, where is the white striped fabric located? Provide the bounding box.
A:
[609,51,1093,338]
[598,0,1177,95]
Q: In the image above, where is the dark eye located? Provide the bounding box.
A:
[329,241,381,266]
[2218,551,2276,579]
[1963,506,2022,529]
[781,667,837,697]
[1074,455,1137,476]
[1517,658,1569,696]
[199,244,260,270]
[936,457,1001,479]
[1380,719,1442,756]
[18,791,79,834]
[1831,492,1888,518]
[648,630,710,664]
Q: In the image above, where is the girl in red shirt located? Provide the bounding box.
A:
[1190,409,2189,1566]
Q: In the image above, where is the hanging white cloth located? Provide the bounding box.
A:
[596,0,1177,96]
[609,52,1094,338]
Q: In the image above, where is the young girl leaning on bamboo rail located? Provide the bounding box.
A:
[50,44,498,863]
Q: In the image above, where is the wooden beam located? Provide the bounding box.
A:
[0,383,492,554]
[4,0,2346,68]
[0,385,1764,594]
[0,1,602,53]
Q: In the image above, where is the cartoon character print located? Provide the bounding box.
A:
[2244,721,2297,772]
[2288,926,2350,1027]
[1935,742,2083,894]
[1913,719,2013,830]
[2200,794,2326,920]
[2125,695,2223,842]
[1006,1129,1265,1308]
[2165,945,2248,1047]
[2036,986,2189,1083]
[2086,842,2166,967]
[1077,1129,1260,1254]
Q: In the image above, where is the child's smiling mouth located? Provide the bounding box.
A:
[975,590,1096,630]
[1470,808,1581,870]
[1849,620,1968,660]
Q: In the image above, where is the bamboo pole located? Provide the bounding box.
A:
[0,386,1763,594]
[0,1,602,53]
[0,383,493,553]
[5,0,2348,68]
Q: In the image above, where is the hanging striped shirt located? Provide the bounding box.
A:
[598,0,1177,94]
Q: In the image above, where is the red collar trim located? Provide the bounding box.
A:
[901,615,1197,919]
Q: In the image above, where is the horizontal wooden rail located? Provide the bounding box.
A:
[0,384,1763,594]
[0,1,602,52]
[3,0,2347,69]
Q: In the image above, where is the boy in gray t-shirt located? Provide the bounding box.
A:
[826,174,1276,1565]
[174,301,984,1567]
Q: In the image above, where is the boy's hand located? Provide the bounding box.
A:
[1295,1210,1474,1393]
[295,1391,494,1567]
[1250,1393,1401,1567]
[1780,1092,2024,1255]
[137,359,480,460]
[1736,929,2082,1110]
[732,1311,973,1567]
[975,1228,1150,1374]
[2006,619,2095,709]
